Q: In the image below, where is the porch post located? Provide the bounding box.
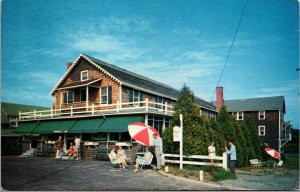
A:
[86,86,89,110]
[64,134,67,147]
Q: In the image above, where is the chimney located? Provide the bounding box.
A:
[216,87,223,111]
[67,62,73,70]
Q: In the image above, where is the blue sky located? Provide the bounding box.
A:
[2,0,299,128]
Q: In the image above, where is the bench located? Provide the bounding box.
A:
[96,148,109,161]
[249,159,262,167]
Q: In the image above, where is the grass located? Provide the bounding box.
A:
[166,165,236,182]
[283,153,299,170]
[212,168,237,182]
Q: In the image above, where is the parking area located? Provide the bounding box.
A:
[1,156,232,191]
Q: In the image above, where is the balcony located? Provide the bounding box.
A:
[19,99,174,121]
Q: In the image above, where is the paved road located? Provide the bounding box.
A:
[1,156,233,191]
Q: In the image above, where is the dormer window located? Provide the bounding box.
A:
[81,70,88,81]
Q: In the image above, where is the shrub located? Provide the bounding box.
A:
[212,168,237,182]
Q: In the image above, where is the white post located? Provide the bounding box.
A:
[180,114,183,170]
[92,104,95,115]
[64,134,67,148]
[222,152,228,171]
[165,102,168,114]
[71,106,73,116]
[86,86,89,110]
[117,101,119,112]
[51,107,53,117]
[165,165,169,173]
[146,98,149,112]
[199,170,204,181]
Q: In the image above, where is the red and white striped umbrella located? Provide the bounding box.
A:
[128,122,160,146]
[265,147,281,159]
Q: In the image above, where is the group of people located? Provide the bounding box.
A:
[109,133,163,172]
[55,135,81,160]
[208,139,237,175]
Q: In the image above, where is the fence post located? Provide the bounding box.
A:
[92,104,94,114]
[222,152,228,171]
[146,98,149,112]
[71,106,73,116]
[51,108,53,117]
[199,170,204,181]
[117,101,119,112]
[165,102,168,114]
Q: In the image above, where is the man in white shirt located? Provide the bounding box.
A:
[74,135,81,160]
[152,133,163,170]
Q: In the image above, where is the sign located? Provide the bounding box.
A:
[173,126,181,142]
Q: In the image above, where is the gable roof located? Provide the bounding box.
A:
[50,54,216,111]
[1,102,50,124]
[222,96,285,113]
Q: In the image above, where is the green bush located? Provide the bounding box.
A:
[213,168,237,182]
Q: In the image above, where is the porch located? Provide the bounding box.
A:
[19,99,174,121]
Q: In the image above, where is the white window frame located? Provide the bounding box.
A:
[81,70,88,81]
[258,125,265,136]
[237,112,244,120]
[100,87,108,105]
[258,110,265,120]
[63,91,74,104]
[9,117,18,127]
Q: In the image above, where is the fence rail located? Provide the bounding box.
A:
[19,98,174,120]
[163,153,227,170]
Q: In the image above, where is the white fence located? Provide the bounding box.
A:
[19,98,174,120]
[163,153,227,170]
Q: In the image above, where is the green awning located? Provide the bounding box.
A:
[99,115,144,132]
[68,119,105,133]
[34,120,77,134]
[13,122,40,134]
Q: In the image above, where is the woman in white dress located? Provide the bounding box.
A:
[208,141,216,163]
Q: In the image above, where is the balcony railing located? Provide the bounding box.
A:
[19,98,174,121]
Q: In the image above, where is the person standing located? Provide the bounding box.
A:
[208,141,216,163]
[55,136,63,159]
[225,139,237,175]
[74,135,81,160]
[152,133,163,170]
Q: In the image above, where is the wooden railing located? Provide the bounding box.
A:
[19,98,174,120]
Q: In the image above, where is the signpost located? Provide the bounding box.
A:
[173,114,183,169]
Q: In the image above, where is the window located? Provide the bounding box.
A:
[9,117,18,127]
[129,89,143,107]
[80,88,86,102]
[155,96,165,109]
[258,125,265,136]
[81,70,88,81]
[237,112,244,120]
[109,132,121,141]
[101,86,112,105]
[258,111,265,120]
[148,115,164,135]
[63,91,74,103]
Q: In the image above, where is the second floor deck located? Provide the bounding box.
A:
[19,99,174,121]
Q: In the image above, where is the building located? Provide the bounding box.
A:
[14,53,216,158]
[215,87,291,151]
[1,102,49,155]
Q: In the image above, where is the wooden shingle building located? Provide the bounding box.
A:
[14,53,217,158]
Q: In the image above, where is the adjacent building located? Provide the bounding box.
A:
[215,87,291,151]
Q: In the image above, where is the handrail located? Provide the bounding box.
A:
[19,99,174,120]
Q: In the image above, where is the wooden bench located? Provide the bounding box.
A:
[249,159,262,167]
[96,148,109,161]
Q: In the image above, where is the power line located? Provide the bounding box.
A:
[210,0,248,104]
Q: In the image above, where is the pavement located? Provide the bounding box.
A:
[1,156,237,191]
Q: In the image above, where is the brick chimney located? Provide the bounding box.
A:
[67,62,73,70]
[216,87,224,111]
